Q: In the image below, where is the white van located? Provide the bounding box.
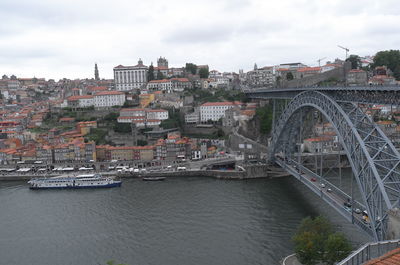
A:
[177,166,186,171]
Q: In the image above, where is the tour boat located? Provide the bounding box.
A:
[28,174,122,189]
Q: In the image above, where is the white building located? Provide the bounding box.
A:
[120,108,146,117]
[185,111,200,124]
[67,95,94,108]
[114,59,148,91]
[146,109,169,120]
[118,108,168,127]
[200,101,241,122]
[147,79,172,92]
[146,78,192,92]
[246,66,275,87]
[93,91,125,108]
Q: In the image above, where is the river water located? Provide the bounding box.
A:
[0,176,370,265]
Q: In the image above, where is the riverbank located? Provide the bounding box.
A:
[0,165,290,181]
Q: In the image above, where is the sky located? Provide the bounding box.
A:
[0,0,399,80]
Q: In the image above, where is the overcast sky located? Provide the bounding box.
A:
[0,0,399,80]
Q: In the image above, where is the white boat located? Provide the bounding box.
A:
[28,174,122,190]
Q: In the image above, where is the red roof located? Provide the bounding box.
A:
[297,67,321,72]
[121,108,145,112]
[67,95,93,101]
[95,91,124,96]
[304,136,333,142]
[148,79,170,83]
[365,247,400,265]
[90,86,107,91]
[201,101,241,107]
[146,109,167,112]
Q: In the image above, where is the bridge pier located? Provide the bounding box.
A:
[387,208,400,240]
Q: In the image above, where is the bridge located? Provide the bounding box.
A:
[245,86,400,241]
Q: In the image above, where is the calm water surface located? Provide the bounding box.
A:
[0,176,369,265]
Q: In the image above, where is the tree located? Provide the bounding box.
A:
[346,54,361,69]
[156,70,164,80]
[256,104,273,134]
[292,216,351,265]
[286,72,294,80]
[293,216,332,265]
[372,50,400,80]
[199,67,209,78]
[148,64,155,81]
[137,139,148,146]
[104,112,119,122]
[113,123,131,133]
[185,63,197,75]
[323,233,352,265]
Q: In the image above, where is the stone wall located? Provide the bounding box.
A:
[280,63,351,88]
[387,208,400,240]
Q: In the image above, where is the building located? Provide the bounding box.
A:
[303,136,336,153]
[93,91,125,108]
[76,121,97,135]
[117,108,168,127]
[185,109,200,124]
[146,109,168,120]
[347,69,368,86]
[296,67,321,78]
[246,66,275,87]
[147,79,172,92]
[157,57,168,68]
[113,59,148,91]
[200,101,242,122]
[66,95,94,108]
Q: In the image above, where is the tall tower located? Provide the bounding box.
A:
[157,57,168,68]
[94,63,99,80]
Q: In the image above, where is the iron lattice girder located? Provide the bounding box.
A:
[270,91,400,241]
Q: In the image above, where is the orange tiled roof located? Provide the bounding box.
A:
[297,67,321,72]
[304,136,333,142]
[201,101,241,107]
[365,247,400,265]
[67,95,93,101]
[95,91,124,96]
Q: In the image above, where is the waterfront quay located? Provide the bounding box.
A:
[0,164,289,181]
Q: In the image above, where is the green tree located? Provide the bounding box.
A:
[137,139,148,146]
[114,123,131,133]
[255,104,273,134]
[293,216,351,265]
[104,112,119,122]
[148,64,155,81]
[346,54,361,69]
[286,72,294,80]
[323,233,352,265]
[372,50,400,80]
[185,63,197,75]
[199,67,209,78]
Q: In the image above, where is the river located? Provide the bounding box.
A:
[0,175,370,265]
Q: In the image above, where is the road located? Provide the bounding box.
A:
[275,156,372,235]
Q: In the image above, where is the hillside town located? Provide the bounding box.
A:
[0,54,399,173]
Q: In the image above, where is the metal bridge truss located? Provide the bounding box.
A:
[270,91,400,241]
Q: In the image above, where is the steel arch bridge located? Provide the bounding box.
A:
[268,91,400,241]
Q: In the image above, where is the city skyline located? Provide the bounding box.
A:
[0,0,399,80]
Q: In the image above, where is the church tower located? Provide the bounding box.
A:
[94,63,99,80]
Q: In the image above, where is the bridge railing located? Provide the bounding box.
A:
[337,239,400,265]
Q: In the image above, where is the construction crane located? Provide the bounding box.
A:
[338,45,349,59]
[317,57,327,67]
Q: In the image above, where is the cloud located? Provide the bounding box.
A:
[0,0,399,79]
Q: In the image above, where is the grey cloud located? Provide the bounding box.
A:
[163,27,233,44]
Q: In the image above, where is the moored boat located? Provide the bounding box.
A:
[142,176,166,181]
[28,174,122,189]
